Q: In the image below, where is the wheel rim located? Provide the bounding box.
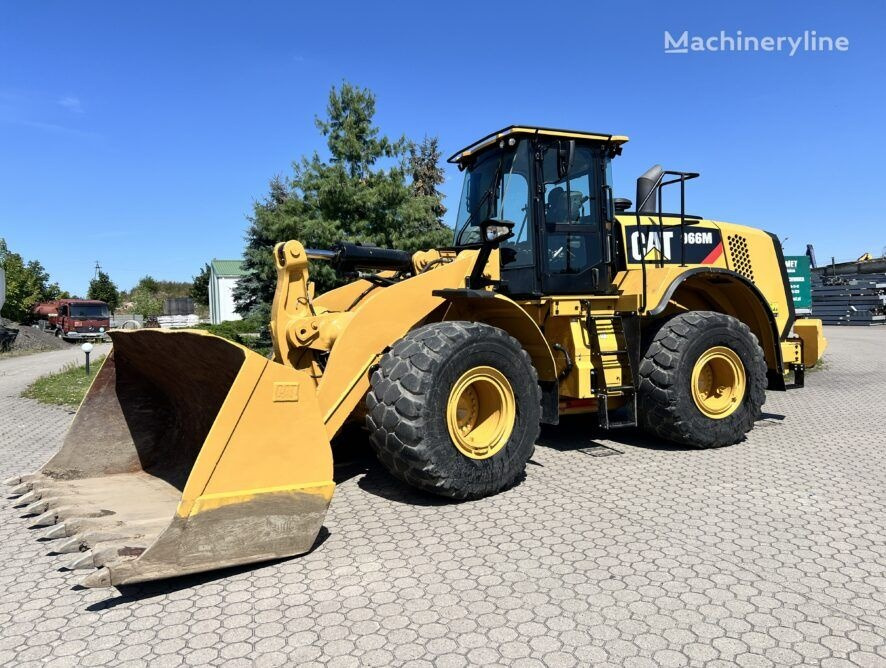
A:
[446,366,516,460]
[690,346,746,419]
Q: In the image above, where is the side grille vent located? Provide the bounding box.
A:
[728,235,755,282]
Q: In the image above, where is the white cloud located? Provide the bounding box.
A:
[58,96,84,113]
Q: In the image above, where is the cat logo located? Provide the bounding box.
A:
[626,225,723,265]
[643,246,664,262]
[631,229,675,261]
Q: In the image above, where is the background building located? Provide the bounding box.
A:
[208,259,245,324]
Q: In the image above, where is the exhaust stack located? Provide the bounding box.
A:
[636,164,664,214]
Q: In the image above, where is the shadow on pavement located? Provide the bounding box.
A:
[356,467,458,507]
[81,528,330,610]
[535,414,694,452]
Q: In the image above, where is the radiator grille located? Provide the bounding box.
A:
[728,235,755,282]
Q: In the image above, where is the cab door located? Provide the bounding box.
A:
[537,141,609,294]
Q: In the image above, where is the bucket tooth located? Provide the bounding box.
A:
[48,518,99,537]
[82,567,112,588]
[30,510,62,528]
[23,499,51,515]
[71,542,146,570]
[44,516,136,539]
[57,536,89,554]
[54,529,139,554]
[68,553,95,570]
[30,506,110,528]
[5,473,40,487]
[13,491,39,507]
[9,483,32,497]
[42,524,69,540]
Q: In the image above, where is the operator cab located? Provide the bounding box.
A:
[450,126,628,297]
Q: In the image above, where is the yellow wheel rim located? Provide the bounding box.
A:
[690,346,746,419]
[446,366,516,460]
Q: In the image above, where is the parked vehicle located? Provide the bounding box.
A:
[32,299,110,342]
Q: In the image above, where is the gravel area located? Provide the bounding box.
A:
[0,317,72,353]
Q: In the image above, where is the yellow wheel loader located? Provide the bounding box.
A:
[6,126,826,587]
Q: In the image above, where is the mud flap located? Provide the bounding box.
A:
[8,329,334,587]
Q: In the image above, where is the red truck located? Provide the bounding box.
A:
[33,299,110,342]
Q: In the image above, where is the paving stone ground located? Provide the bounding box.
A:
[0,328,884,667]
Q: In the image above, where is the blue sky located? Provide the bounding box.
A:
[1,1,883,295]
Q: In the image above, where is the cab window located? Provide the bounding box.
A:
[541,144,604,276]
[454,139,534,267]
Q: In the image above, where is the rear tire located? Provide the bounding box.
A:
[637,311,766,448]
[366,321,541,500]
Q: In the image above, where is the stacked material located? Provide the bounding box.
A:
[156,314,201,328]
[811,274,886,325]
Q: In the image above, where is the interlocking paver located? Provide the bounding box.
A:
[1,328,885,665]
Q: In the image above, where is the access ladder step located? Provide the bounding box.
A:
[596,392,638,430]
[606,421,638,429]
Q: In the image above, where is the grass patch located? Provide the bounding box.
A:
[21,356,106,407]
[807,355,828,373]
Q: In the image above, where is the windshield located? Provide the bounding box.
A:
[453,139,532,250]
[69,304,109,318]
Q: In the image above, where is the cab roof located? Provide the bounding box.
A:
[447,125,629,164]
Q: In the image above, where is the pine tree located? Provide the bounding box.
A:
[234,83,452,317]
[87,271,120,312]
[190,264,211,307]
[409,136,447,220]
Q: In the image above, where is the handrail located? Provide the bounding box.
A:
[631,170,700,311]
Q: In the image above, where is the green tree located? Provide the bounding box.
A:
[234,177,295,318]
[233,82,451,317]
[130,288,164,317]
[0,238,66,322]
[120,275,190,304]
[190,264,211,306]
[409,136,447,221]
[134,275,160,295]
[87,271,120,312]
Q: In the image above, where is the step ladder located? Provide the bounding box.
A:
[586,313,639,430]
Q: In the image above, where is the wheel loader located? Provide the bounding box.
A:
[6,126,826,588]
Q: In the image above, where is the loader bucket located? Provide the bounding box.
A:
[9,329,334,588]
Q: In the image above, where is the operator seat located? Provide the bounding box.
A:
[546,187,584,224]
[546,187,597,275]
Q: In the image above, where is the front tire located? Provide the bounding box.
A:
[637,311,766,448]
[366,321,541,500]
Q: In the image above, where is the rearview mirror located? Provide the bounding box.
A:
[480,218,515,245]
